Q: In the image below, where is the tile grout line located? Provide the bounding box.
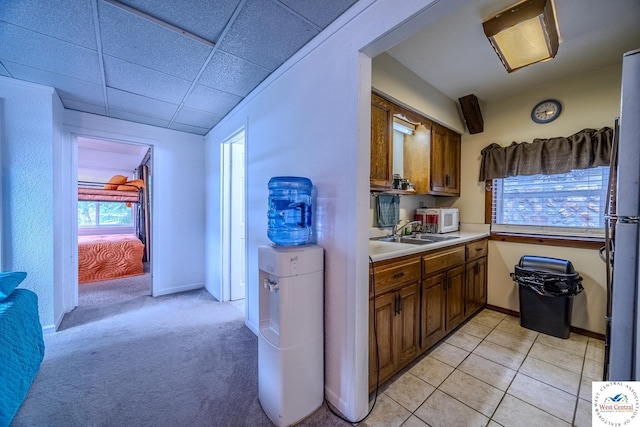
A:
[448,312,578,426]
[482,313,524,425]
[381,309,601,426]
[572,341,590,427]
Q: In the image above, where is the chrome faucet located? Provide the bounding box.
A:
[392,220,423,236]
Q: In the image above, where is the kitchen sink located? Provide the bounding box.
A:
[370,234,459,245]
[410,234,459,242]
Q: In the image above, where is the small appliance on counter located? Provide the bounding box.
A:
[415,208,459,233]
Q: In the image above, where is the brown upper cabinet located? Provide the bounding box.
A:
[370,91,461,196]
[430,123,461,196]
[370,93,394,189]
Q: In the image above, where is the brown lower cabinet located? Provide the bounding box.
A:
[369,238,488,391]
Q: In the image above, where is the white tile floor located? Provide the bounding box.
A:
[363,309,604,427]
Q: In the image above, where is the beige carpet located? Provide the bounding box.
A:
[12,288,351,426]
[78,272,151,307]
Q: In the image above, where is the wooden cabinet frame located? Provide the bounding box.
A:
[370,92,461,196]
[370,238,489,390]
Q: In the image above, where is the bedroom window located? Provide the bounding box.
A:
[78,201,135,235]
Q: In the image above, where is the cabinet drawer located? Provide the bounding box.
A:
[422,247,465,275]
[371,257,421,296]
[466,239,488,261]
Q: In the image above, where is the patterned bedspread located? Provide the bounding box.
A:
[0,289,45,425]
[78,234,145,284]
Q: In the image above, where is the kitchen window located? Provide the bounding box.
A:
[490,166,609,238]
[480,128,613,247]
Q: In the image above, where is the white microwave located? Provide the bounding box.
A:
[415,208,459,234]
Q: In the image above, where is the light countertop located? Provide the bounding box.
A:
[369,224,490,262]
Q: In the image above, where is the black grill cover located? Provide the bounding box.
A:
[511,256,584,297]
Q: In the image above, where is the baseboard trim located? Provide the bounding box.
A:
[485,304,519,317]
[245,319,258,337]
[570,326,605,341]
[42,324,57,335]
[152,282,203,297]
[484,304,605,340]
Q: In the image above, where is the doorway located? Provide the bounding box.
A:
[221,129,246,303]
[75,137,153,308]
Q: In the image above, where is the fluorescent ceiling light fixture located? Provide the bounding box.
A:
[482,0,559,73]
[104,0,215,47]
[393,117,416,135]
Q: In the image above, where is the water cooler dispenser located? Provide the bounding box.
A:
[258,244,324,426]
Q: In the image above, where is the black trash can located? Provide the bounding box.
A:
[511,256,584,339]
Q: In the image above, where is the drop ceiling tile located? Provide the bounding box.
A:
[198,50,270,97]
[0,0,96,49]
[0,22,101,83]
[174,106,223,129]
[0,62,10,77]
[169,122,210,136]
[98,0,212,80]
[110,107,171,128]
[4,61,105,106]
[61,98,107,116]
[103,55,191,104]
[184,84,241,115]
[117,0,240,43]
[218,0,319,71]
[279,0,357,28]
[106,87,178,121]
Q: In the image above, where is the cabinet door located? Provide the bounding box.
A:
[397,282,421,365]
[430,124,461,196]
[370,94,393,188]
[465,256,487,315]
[445,264,466,331]
[430,124,447,193]
[444,128,461,195]
[369,293,397,389]
[476,256,487,307]
[421,274,446,350]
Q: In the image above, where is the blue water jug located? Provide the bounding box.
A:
[267,176,313,246]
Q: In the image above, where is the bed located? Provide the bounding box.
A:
[0,287,45,425]
[78,234,145,284]
[78,177,144,204]
[78,187,141,203]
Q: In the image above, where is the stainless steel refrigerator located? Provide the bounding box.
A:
[606,48,640,380]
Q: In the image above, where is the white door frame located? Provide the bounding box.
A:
[64,129,154,312]
[220,128,246,302]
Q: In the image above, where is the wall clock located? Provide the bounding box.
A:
[531,99,562,124]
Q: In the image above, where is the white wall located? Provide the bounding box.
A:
[204,0,469,419]
[0,75,207,331]
[64,111,207,301]
[0,77,57,327]
[458,64,622,334]
[52,91,68,330]
[372,53,465,133]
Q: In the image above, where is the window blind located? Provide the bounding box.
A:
[491,166,609,237]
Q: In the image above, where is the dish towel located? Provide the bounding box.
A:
[377,194,400,227]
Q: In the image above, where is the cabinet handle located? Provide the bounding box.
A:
[446,174,450,186]
[392,272,405,279]
[394,294,400,315]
